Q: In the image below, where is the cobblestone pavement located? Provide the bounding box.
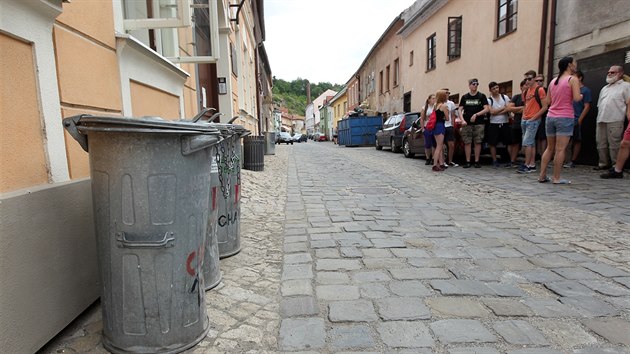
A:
[41,141,630,353]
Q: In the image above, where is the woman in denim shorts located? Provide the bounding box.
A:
[538,56,583,184]
[421,94,437,165]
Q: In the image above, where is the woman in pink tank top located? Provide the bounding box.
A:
[538,56,583,184]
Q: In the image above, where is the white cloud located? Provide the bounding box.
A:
[264,0,415,85]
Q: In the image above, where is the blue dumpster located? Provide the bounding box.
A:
[338,116,383,147]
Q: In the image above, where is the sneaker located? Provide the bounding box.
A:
[425,159,433,165]
[504,162,513,168]
[600,169,623,179]
[563,161,575,168]
[448,162,459,167]
[527,165,537,172]
[593,165,611,171]
[517,164,531,174]
[463,162,472,169]
[474,162,481,168]
[442,163,449,169]
[493,160,501,168]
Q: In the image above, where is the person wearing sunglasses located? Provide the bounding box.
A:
[458,78,490,168]
[518,70,548,173]
[594,65,630,171]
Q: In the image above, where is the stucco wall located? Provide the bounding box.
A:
[130,80,181,119]
[400,0,546,111]
[0,33,49,192]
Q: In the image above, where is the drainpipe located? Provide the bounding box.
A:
[538,0,549,75]
[255,49,262,134]
[546,0,557,81]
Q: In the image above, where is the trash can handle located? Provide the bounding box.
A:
[116,231,175,248]
[181,134,223,155]
[63,115,89,152]
[191,107,217,123]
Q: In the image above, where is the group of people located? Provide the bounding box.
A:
[418,58,630,182]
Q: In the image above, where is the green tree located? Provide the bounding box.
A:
[272,77,342,115]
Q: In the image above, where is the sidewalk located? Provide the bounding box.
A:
[39,147,289,354]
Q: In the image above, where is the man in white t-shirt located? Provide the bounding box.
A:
[443,88,459,167]
[594,65,630,170]
[487,81,511,167]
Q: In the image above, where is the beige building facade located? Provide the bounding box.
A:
[398,0,549,111]
[0,0,269,352]
[355,17,404,117]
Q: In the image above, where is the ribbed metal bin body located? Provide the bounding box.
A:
[64,116,219,354]
[243,135,265,171]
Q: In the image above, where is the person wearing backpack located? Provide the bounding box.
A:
[518,70,548,173]
[487,81,512,167]
[506,80,527,168]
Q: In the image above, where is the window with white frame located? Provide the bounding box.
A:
[121,0,220,63]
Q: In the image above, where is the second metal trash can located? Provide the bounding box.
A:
[63,115,221,354]
[243,135,265,171]
[208,123,248,258]
[203,153,222,290]
[264,131,276,155]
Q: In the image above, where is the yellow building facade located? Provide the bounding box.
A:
[0,0,268,352]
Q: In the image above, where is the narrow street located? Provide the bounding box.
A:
[42,141,630,353]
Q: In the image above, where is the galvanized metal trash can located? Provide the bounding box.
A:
[208,124,248,258]
[243,135,264,171]
[202,152,222,290]
[63,115,221,354]
[264,131,276,155]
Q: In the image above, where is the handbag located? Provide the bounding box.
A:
[426,110,437,131]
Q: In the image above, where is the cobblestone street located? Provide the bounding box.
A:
[42,141,630,354]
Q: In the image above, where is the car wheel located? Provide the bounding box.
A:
[403,139,415,158]
[390,139,400,153]
[375,138,383,150]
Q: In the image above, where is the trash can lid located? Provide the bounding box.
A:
[231,124,250,137]
[70,115,221,134]
[204,123,250,137]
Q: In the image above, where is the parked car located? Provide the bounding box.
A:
[276,131,293,144]
[402,117,467,160]
[293,133,307,142]
[313,132,327,142]
[375,112,419,152]
[401,116,426,158]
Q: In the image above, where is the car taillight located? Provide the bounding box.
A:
[400,117,406,133]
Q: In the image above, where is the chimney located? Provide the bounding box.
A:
[306,80,311,104]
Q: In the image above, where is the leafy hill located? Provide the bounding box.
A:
[272,77,343,115]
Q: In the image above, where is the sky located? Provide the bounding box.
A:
[264,0,416,85]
